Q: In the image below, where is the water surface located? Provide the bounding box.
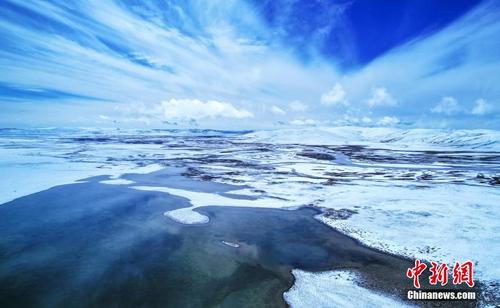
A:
[0,177,415,307]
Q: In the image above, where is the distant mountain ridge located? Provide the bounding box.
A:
[244,126,500,151]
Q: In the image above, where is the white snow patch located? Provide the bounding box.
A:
[0,157,159,204]
[0,137,165,205]
[316,182,500,282]
[131,186,294,224]
[100,178,135,185]
[284,270,413,308]
[245,126,500,150]
[107,164,164,179]
[163,207,209,224]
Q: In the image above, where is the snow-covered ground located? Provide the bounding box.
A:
[131,185,292,224]
[246,126,500,150]
[284,270,414,308]
[1,127,499,305]
[0,129,165,204]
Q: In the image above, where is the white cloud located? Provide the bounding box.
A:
[362,116,372,123]
[321,83,348,106]
[366,87,397,107]
[471,98,492,115]
[270,105,286,115]
[289,100,309,112]
[290,119,317,126]
[377,116,400,126]
[342,114,360,124]
[1,0,500,129]
[431,96,461,115]
[0,0,340,128]
[339,1,500,128]
[160,99,253,120]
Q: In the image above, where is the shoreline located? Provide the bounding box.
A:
[1,128,497,306]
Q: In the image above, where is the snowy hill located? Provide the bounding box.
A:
[244,126,500,150]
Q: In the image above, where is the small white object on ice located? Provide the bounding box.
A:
[221,241,240,248]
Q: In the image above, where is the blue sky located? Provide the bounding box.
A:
[0,0,498,129]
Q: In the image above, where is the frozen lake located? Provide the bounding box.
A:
[0,127,498,306]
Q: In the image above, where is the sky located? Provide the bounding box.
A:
[0,0,499,129]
